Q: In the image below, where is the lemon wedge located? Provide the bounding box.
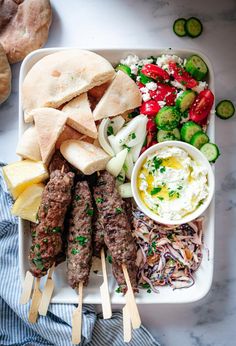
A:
[11,183,45,222]
[3,160,48,199]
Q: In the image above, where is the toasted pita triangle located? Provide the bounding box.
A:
[55,125,94,149]
[93,70,142,121]
[62,94,97,139]
[33,108,67,165]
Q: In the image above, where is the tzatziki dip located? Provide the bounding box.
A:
[138,146,209,220]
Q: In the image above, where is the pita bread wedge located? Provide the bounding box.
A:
[62,94,97,138]
[55,125,94,149]
[93,70,142,121]
[16,126,41,161]
[60,140,109,175]
[22,49,115,113]
[33,108,67,165]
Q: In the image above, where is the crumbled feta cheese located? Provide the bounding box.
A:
[171,80,186,90]
[140,87,149,94]
[156,54,183,68]
[192,81,208,93]
[138,58,153,66]
[136,76,141,82]
[130,64,138,75]
[158,101,166,107]
[142,93,151,102]
[176,90,184,98]
[146,82,157,91]
[120,55,139,67]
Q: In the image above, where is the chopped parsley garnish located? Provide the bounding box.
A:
[160,166,166,173]
[168,190,176,198]
[177,186,183,190]
[142,283,150,289]
[75,194,81,201]
[122,144,131,152]
[75,236,88,246]
[43,238,48,243]
[131,132,136,139]
[96,197,104,204]
[153,157,162,170]
[117,174,124,182]
[85,203,94,216]
[115,207,123,214]
[33,258,44,270]
[107,255,112,264]
[52,226,61,233]
[147,288,152,293]
[31,231,36,238]
[35,244,40,249]
[151,187,162,195]
[107,126,114,136]
[115,286,122,293]
[71,248,80,255]
[158,196,164,201]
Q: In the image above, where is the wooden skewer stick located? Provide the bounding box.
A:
[28,277,42,323]
[20,271,34,304]
[123,304,132,343]
[122,264,141,329]
[72,282,83,345]
[38,263,55,316]
[100,248,112,319]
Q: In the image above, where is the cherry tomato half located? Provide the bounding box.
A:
[189,89,214,123]
[149,83,177,106]
[147,118,157,133]
[169,62,198,89]
[141,64,170,82]
[136,81,145,89]
[140,100,160,117]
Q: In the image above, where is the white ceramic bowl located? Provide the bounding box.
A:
[131,141,215,225]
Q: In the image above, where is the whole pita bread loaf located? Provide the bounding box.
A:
[60,140,109,175]
[16,126,41,161]
[33,108,67,165]
[0,0,52,64]
[62,93,97,139]
[22,49,115,114]
[0,43,11,104]
[93,70,142,121]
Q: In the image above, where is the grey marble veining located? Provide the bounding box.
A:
[0,0,236,345]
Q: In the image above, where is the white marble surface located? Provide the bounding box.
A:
[1,0,236,345]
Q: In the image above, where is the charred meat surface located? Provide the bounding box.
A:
[67,181,93,288]
[93,171,137,265]
[29,170,74,277]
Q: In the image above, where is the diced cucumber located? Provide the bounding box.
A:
[173,18,187,37]
[155,106,181,131]
[190,131,209,149]
[180,121,202,142]
[176,90,196,113]
[200,143,220,162]
[185,55,208,80]
[216,100,235,119]
[185,17,203,38]
[115,64,131,76]
[157,128,180,142]
[139,72,153,84]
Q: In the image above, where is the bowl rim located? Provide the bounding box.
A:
[131,140,215,225]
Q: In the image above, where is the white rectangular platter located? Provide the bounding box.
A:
[19,48,215,304]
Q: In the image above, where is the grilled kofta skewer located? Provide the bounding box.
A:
[93,171,138,293]
[29,169,74,277]
[67,180,93,288]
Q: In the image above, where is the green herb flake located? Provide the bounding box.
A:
[153,157,162,170]
[117,174,124,182]
[147,288,152,293]
[123,163,128,173]
[131,132,136,139]
[96,197,104,204]
[115,207,123,214]
[35,244,40,249]
[107,255,112,264]
[52,226,61,233]
[177,186,183,190]
[33,258,44,270]
[71,248,80,255]
[85,203,94,216]
[75,194,81,201]
[31,231,36,238]
[43,238,48,243]
[75,235,88,246]
[160,167,166,173]
[158,196,164,201]
[142,283,151,289]
[107,126,114,136]
[150,187,162,195]
[123,144,131,152]
[116,286,122,293]
[168,190,176,198]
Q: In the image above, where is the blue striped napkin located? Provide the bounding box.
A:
[0,164,160,346]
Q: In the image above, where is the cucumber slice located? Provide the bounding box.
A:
[155,106,181,131]
[157,128,180,142]
[185,17,203,38]
[185,55,208,80]
[200,143,220,162]
[180,121,202,142]
[139,72,153,84]
[115,64,131,76]
[173,18,187,37]
[190,131,209,149]
[216,100,235,119]
[176,90,196,113]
